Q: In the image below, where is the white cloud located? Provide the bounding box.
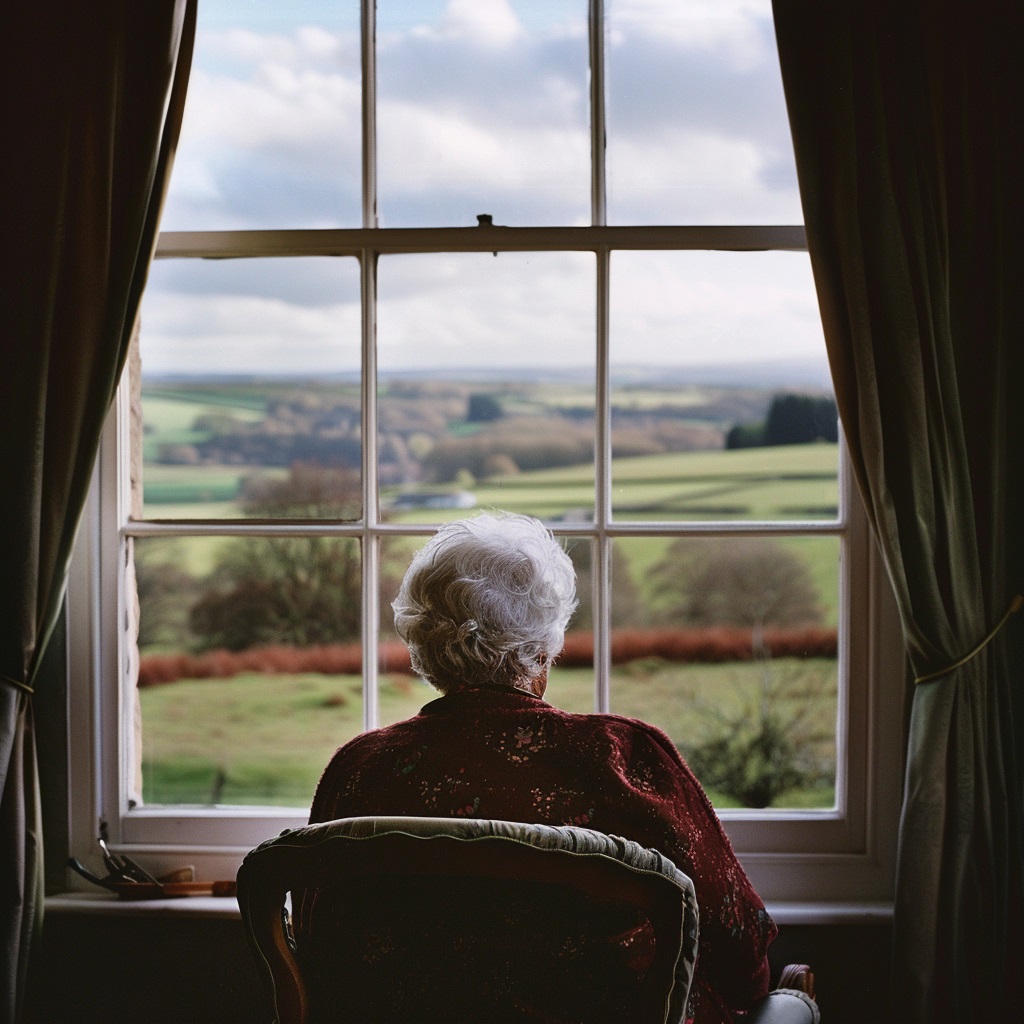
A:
[295,24,349,60]
[377,252,594,369]
[187,70,357,152]
[140,249,825,376]
[379,98,589,189]
[437,0,523,47]
[608,0,770,69]
[140,292,361,376]
[609,251,825,365]
[608,130,800,224]
[164,2,795,229]
[161,26,362,229]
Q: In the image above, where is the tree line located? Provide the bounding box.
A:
[137,465,827,656]
[725,393,838,449]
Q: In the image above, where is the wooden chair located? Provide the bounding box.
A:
[237,816,698,1023]
[237,815,818,1023]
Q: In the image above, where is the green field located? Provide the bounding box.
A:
[141,444,837,524]
[142,464,258,507]
[139,659,837,810]
[141,392,266,463]
[140,381,838,524]
[396,442,838,522]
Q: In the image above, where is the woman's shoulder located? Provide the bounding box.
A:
[528,704,689,769]
[328,691,682,771]
[553,704,679,747]
[321,714,428,767]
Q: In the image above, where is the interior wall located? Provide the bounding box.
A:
[27,911,892,1024]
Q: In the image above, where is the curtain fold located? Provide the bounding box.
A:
[0,2,195,1020]
[773,1,1024,1021]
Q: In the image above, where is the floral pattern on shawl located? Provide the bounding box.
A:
[303,686,776,1024]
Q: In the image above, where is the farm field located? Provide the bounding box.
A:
[141,393,266,463]
[140,378,839,523]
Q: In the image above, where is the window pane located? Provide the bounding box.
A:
[548,536,596,714]
[609,250,836,522]
[377,252,596,522]
[377,0,590,226]
[134,534,362,807]
[609,535,839,809]
[137,257,361,520]
[605,0,801,224]
[160,0,362,230]
[378,535,436,728]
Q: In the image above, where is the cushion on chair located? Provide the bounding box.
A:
[745,988,821,1024]
[239,816,699,1024]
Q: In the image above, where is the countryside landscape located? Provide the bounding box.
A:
[134,367,841,812]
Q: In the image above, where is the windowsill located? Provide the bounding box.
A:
[46,891,892,926]
[46,891,241,919]
[766,901,892,925]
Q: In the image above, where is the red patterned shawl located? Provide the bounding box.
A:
[306,685,776,1023]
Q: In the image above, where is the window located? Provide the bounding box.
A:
[67,0,903,904]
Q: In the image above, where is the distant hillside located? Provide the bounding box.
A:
[143,356,833,391]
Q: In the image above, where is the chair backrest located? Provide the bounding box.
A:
[237,816,699,1024]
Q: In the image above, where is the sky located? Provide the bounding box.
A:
[140,0,830,384]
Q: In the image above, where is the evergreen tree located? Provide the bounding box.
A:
[763,393,838,445]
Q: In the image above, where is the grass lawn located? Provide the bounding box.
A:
[138,659,837,810]
[140,672,418,806]
[389,442,838,523]
[142,463,291,512]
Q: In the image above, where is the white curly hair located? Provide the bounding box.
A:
[391,512,578,693]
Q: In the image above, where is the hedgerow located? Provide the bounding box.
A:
[137,625,836,688]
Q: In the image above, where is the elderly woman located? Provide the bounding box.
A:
[307,512,776,1023]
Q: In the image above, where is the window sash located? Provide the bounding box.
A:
[74,228,892,871]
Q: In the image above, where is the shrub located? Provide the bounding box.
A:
[556,626,836,668]
[681,669,835,808]
[187,464,400,653]
[649,537,824,629]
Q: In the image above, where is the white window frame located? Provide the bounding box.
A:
[63,0,906,906]
[65,231,905,903]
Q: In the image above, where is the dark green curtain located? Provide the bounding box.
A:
[0,2,195,1020]
[773,1,1024,1021]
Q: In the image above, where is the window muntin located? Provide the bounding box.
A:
[137,256,362,520]
[377,250,597,520]
[65,1,902,903]
[132,0,840,814]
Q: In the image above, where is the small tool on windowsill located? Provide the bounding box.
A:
[67,829,237,899]
[98,833,160,885]
[68,856,237,899]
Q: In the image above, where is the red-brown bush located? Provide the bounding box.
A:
[137,626,836,688]
[138,641,411,688]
